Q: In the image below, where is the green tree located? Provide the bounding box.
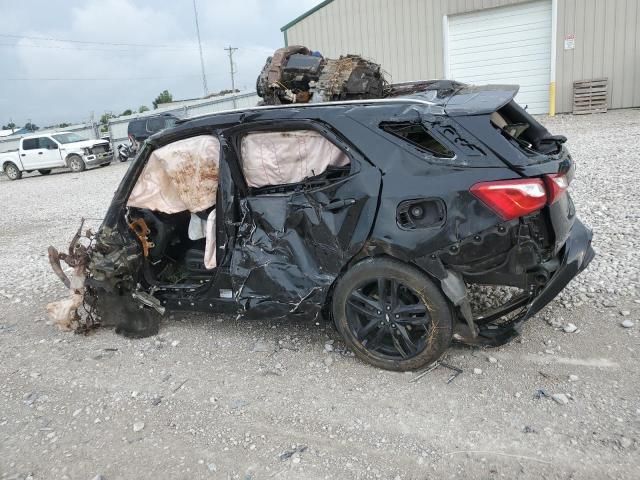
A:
[2,122,16,130]
[100,112,115,125]
[24,122,39,131]
[138,105,150,113]
[121,109,133,116]
[152,90,173,109]
[99,112,115,133]
[58,122,72,128]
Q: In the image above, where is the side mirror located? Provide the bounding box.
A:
[49,144,58,150]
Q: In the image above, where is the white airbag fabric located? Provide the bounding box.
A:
[127,135,220,214]
[188,212,207,241]
[240,130,349,188]
[204,209,217,269]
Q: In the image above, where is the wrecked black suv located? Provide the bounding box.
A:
[49,81,594,371]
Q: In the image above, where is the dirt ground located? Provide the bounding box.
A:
[1,110,639,480]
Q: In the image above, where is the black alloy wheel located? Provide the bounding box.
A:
[347,278,430,359]
[332,258,453,371]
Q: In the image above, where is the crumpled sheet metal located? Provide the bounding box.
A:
[230,192,353,318]
[240,130,349,188]
[127,135,220,214]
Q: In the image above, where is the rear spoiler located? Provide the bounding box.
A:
[444,84,520,116]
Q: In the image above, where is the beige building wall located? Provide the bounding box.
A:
[284,0,640,113]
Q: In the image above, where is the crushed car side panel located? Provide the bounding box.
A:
[219,118,383,319]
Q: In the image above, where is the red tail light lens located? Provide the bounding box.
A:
[544,173,569,205]
[470,179,547,220]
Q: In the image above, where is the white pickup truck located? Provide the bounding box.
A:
[0,132,113,180]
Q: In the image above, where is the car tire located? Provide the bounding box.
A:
[4,162,22,180]
[38,169,52,175]
[332,257,453,371]
[68,155,86,172]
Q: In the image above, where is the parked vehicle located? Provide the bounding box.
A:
[1,132,112,180]
[49,81,594,371]
[117,142,132,162]
[127,113,178,155]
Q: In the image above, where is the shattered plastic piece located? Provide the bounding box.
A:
[551,393,570,405]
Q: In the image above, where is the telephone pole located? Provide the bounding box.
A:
[224,45,238,108]
[192,0,208,97]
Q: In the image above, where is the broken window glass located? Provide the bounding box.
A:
[381,123,455,159]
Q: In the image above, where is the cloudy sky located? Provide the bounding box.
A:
[0,0,321,126]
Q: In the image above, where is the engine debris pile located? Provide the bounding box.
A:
[256,45,386,105]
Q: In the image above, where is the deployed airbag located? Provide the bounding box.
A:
[127,135,220,213]
[240,130,349,188]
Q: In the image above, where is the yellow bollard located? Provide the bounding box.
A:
[549,82,556,117]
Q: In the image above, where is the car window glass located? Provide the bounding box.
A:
[147,117,166,132]
[22,138,40,150]
[239,129,350,190]
[381,123,454,158]
[39,137,57,149]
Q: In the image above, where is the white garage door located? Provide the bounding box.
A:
[446,1,552,114]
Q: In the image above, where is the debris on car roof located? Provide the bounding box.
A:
[256,45,386,105]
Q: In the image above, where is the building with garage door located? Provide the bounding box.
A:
[281,0,640,115]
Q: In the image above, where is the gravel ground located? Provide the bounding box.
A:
[1,110,639,480]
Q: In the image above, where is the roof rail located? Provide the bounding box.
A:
[178,97,438,125]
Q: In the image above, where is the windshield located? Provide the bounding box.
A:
[52,132,88,144]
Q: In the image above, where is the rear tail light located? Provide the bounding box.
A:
[544,173,569,205]
[470,179,547,220]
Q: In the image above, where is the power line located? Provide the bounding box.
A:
[0,33,194,49]
[0,43,151,54]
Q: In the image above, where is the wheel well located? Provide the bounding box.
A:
[321,252,440,322]
[65,153,81,165]
[2,161,17,170]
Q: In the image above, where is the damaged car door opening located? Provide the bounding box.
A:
[48,80,594,371]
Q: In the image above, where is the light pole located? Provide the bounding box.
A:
[192,0,208,97]
[224,45,238,108]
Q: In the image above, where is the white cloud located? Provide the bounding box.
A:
[0,0,322,125]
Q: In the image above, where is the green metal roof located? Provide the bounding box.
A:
[280,0,335,32]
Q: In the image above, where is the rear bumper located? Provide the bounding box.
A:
[526,218,594,317]
[471,218,594,346]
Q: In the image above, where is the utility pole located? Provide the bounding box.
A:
[224,45,238,108]
[192,0,208,97]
